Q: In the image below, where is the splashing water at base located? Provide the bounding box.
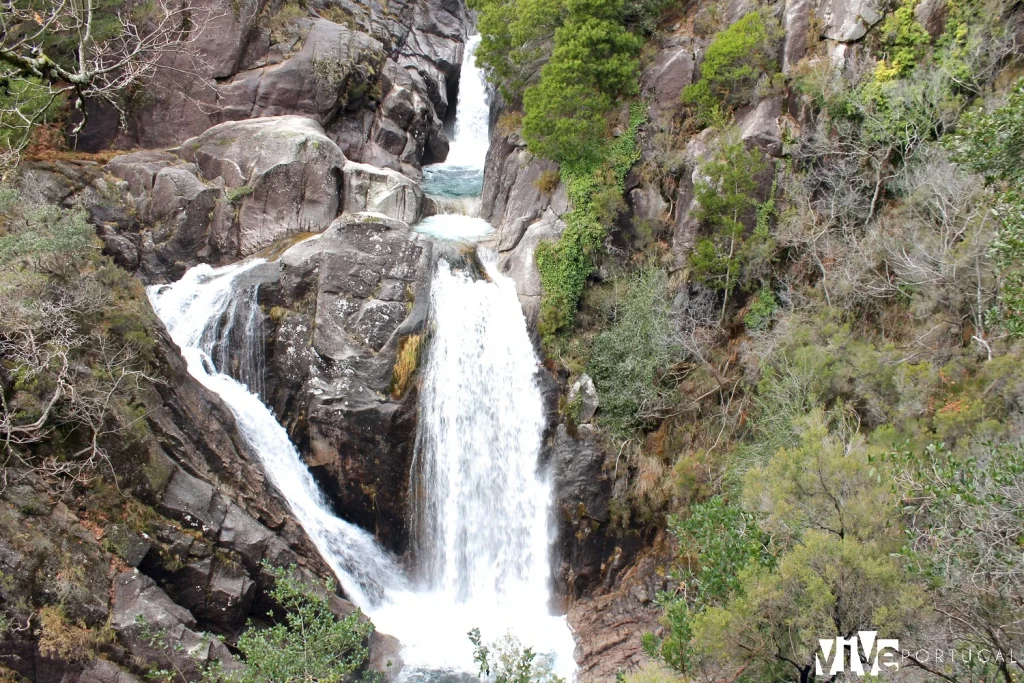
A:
[369,253,576,681]
[147,261,406,608]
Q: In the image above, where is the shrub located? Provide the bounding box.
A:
[233,564,374,682]
[742,287,777,331]
[535,169,561,194]
[948,79,1024,336]
[535,103,644,342]
[688,132,770,315]
[588,268,683,433]
[681,11,783,127]
[469,628,565,683]
[496,111,524,137]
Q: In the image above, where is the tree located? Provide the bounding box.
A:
[0,0,211,171]
[0,188,157,491]
[890,441,1024,682]
[948,79,1024,337]
[688,132,770,317]
[521,0,641,165]
[469,628,565,683]
[681,412,919,682]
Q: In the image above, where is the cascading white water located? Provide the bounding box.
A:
[445,34,490,169]
[370,255,576,680]
[147,262,406,608]
[421,35,491,216]
[147,29,576,681]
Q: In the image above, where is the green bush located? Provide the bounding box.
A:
[233,564,374,682]
[681,11,783,127]
[948,79,1024,336]
[588,267,683,433]
[522,0,642,165]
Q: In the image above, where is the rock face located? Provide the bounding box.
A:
[220,214,436,553]
[567,548,671,682]
[118,0,473,175]
[24,117,416,283]
[343,161,425,224]
[0,306,397,680]
[481,129,571,328]
[808,0,884,42]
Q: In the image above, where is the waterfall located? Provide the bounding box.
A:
[371,255,576,679]
[147,29,576,681]
[147,262,406,608]
[421,35,490,207]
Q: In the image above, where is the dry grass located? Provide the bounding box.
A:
[390,334,422,399]
[535,169,561,194]
[37,606,110,662]
[496,111,524,137]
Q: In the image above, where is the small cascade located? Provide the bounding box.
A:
[204,283,266,398]
[148,262,406,608]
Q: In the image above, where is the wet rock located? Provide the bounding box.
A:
[255,214,435,552]
[551,425,614,598]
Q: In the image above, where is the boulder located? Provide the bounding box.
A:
[551,425,614,598]
[738,97,784,157]
[177,116,346,254]
[568,375,599,424]
[816,0,883,41]
[112,571,242,677]
[254,214,436,553]
[915,0,949,37]
[342,162,424,224]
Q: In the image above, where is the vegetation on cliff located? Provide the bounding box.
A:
[477,0,1024,677]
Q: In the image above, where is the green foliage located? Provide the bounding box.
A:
[948,79,1024,336]
[470,0,567,100]
[742,287,776,331]
[0,191,92,265]
[680,11,783,127]
[469,628,565,683]
[233,564,374,682]
[876,0,931,79]
[536,103,644,342]
[646,497,772,672]
[522,0,642,165]
[588,268,682,433]
[688,132,772,313]
[690,530,919,681]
